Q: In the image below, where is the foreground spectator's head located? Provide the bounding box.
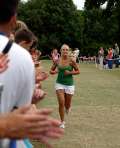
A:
[0,0,20,37]
[0,0,19,25]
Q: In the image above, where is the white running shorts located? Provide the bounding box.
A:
[55,83,75,95]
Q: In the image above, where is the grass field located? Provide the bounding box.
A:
[33,60,120,148]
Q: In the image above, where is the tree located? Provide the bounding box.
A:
[83,0,119,55]
[18,0,83,55]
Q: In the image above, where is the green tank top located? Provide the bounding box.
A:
[56,65,74,86]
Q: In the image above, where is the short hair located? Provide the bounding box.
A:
[0,0,19,23]
[15,29,34,44]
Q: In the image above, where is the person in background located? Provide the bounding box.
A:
[51,48,60,64]
[98,47,104,70]
[15,20,28,31]
[114,43,119,57]
[72,48,80,63]
[50,44,80,129]
[107,48,113,69]
[15,28,34,50]
[114,43,119,68]
[15,28,48,104]
[108,48,113,59]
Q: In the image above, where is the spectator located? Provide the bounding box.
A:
[114,43,119,68]
[98,47,104,70]
[72,48,80,63]
[0,0,63,147]
[15,28,48,104]
[108,48,113,59]
[114,43,119,57]
[15,28,34,50]
[51,48,60,64]
[107,48,113,69]
[15,20,28,31]
[0,50,63,146]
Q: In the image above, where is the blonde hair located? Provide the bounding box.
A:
[60,44,74,61]
[61,44,69,50]
[15,20,28,31]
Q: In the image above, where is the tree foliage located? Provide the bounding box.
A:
[18,0,83,54]
[18,0,120,56]
[83,0,120,55]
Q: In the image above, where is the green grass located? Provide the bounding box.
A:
[33,60,120,148]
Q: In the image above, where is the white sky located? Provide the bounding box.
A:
[73,0,85,10]
[22,0,85,10]
[100,1,107,9]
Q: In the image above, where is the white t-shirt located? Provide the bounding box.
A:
[0,35,35,112]
[0,35,35,147]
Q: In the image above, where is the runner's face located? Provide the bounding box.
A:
[61,46,69,56]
